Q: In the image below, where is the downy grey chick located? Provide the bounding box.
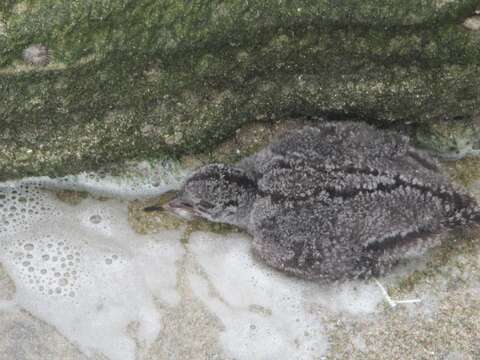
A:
[163,122,480,282]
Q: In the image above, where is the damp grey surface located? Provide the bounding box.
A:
[169,122,480,281]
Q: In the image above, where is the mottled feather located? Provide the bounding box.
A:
[166,122,480,281]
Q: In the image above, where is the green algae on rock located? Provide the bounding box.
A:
[444,155,480,188]
[1,1,480,180]
[415,116,480,159]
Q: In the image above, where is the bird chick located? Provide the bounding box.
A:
[162,122,480,282]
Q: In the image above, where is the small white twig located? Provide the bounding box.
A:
[394,298,422,304]
[374,279,397,307]
[374,279,421,308]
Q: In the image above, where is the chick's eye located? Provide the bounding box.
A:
[198,200,214,209]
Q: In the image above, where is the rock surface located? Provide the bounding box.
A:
[1,1,480,180]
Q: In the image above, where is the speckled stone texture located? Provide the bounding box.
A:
[1,1,480,180]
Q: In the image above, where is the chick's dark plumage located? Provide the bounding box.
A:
[169,122,480,281]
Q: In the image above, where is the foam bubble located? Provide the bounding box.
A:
[0,183,59,236]
[3,159,191,200]
[188,232,329,360]
[0,184,185,360]
[187,232,387,359]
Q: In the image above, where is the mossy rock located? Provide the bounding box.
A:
[1,1,480,181]
[415,115,480,158]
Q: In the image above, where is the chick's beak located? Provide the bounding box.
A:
[166,198,192,209]
[163,197,197,220]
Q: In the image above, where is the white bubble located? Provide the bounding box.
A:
[0,178,186,360]
[89,215,102,224]
[24,243,34,251]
